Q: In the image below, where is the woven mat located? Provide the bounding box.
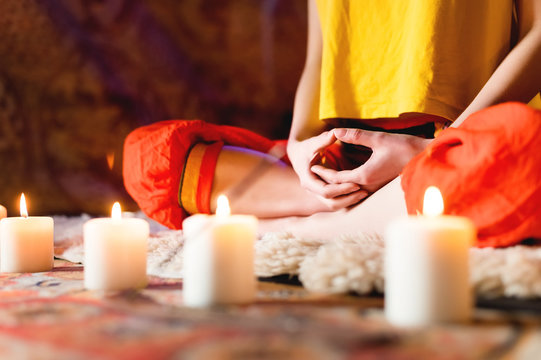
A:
[54,214,541,299]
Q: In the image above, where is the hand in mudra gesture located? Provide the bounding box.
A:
[287,130,368,211]
[311,128,431,194]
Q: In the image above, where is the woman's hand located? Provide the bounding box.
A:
[311,128,431,193]
[287,130,368,210]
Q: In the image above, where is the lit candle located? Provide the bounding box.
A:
[384,186,476,327]
[84,202,149,290]
[182,195,257,307]
[0,193,54,273]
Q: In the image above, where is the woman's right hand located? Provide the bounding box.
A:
[287,130,368,210]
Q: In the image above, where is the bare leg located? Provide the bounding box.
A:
[209,145,406,238]
[210,146,330,216]
[257,177,407,238]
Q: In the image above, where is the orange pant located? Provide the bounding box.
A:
[123,102,541,247]
[123,120,283,229]
[402,102,541,247]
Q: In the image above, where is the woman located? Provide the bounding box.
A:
[124,0,541,247]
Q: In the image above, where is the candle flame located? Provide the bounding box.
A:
[106,151,115,170]
[20,193,28,218]
[423,186,444,217]
[216,195,231,217]
[112,202,122,219]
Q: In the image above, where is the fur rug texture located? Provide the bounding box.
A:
[54,214,541,299]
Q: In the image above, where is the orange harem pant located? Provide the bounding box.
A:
[123,102,541,248]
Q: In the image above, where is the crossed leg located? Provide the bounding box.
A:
[124,120,408,233]
[257,177,407,239]
[208,145,407,239]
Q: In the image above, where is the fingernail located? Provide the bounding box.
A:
[334,128,347,137]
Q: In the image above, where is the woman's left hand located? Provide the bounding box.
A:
[311,128,431,193]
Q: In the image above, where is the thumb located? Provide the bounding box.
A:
[309,130,336,152]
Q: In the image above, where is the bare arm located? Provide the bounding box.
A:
[454,0,541,127]
[287,0,365,209]
[288,0,324,142]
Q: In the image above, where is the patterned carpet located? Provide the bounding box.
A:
[1,259,541,359]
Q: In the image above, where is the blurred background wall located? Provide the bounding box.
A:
[0,0,307,216]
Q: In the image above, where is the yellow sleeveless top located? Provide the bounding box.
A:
[315,0,515,125]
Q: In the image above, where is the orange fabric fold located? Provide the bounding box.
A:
[401,102,541,247]
[123,120,287,229]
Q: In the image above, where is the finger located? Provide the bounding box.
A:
[302,173,361,199]
[311,165,361,184]
[333,128,380,147]
[309,150,323,166]
[308,130,337,153]
[319,182,361,199]
[319,189,368,211]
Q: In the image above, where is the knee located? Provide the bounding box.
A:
[401,102,541,248]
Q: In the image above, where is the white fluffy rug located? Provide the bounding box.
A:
[54,214,541,299]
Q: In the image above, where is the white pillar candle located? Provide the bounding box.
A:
[385,186,476,327]
[84,202,149,290]
[0,194,54,273]
[183,195,257,307]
